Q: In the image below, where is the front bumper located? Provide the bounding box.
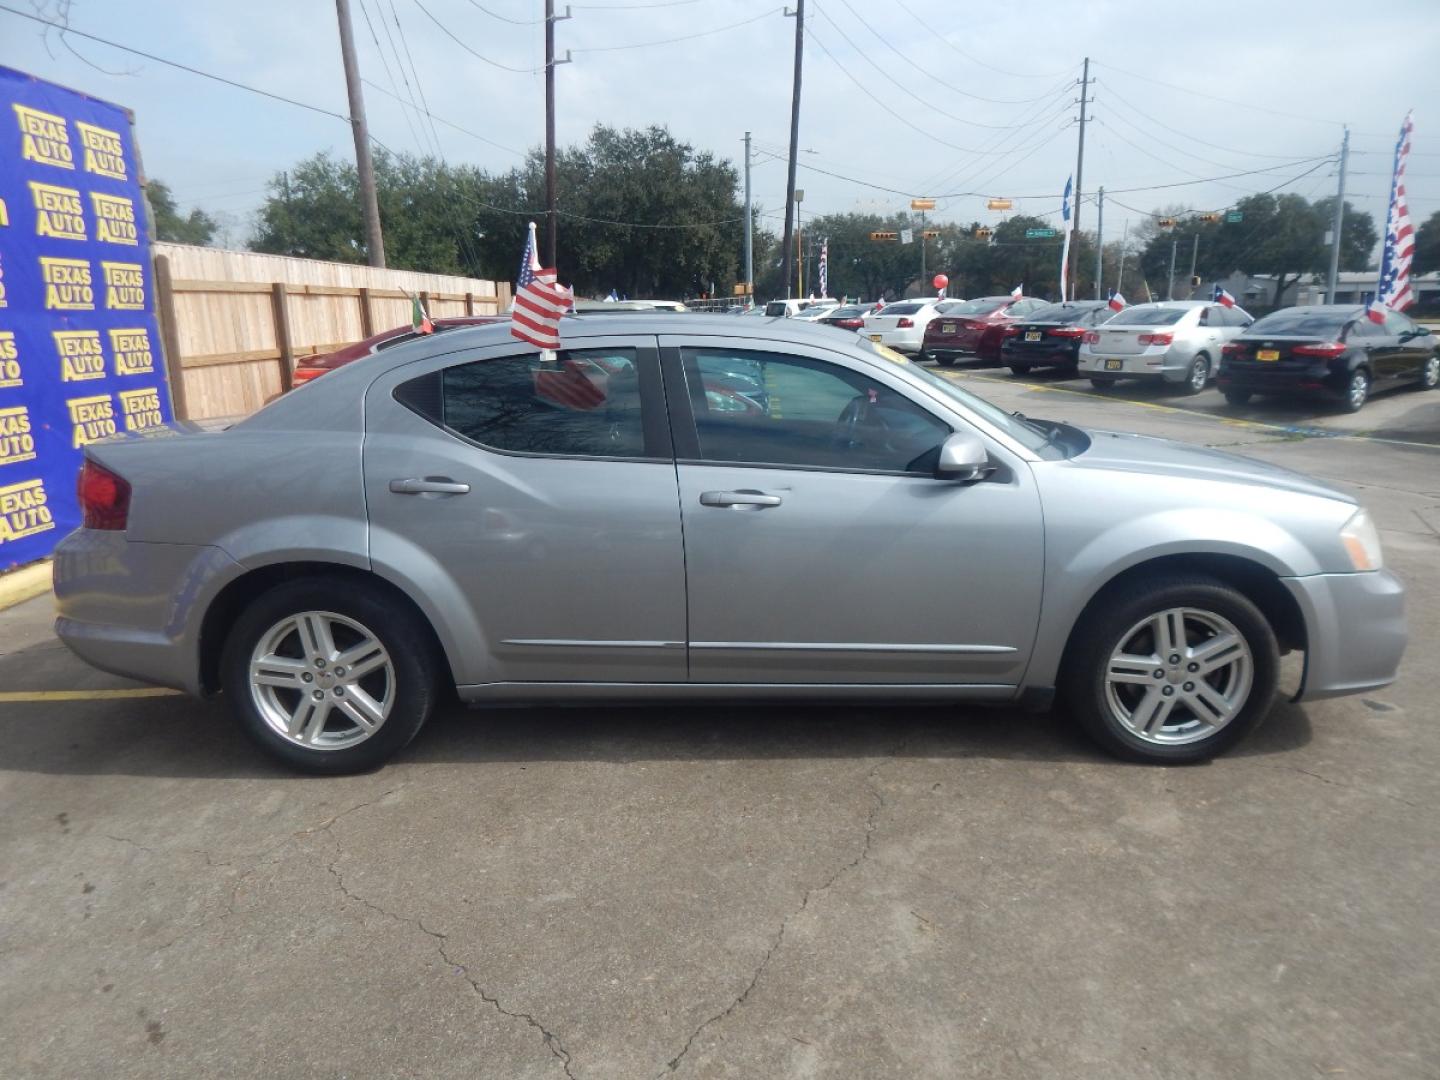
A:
[1283,569,1407,702]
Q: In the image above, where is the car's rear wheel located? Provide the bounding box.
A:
[1418,354,1439,390]
[1223,389,1253,406]
[934,354,955,367]
[1061,575,1278,764]
[1007,363,1031,377]
[1089,377,1113,390]
[1182,355,1209,395]
[222,578,439,774]
[1342,367,1370,413]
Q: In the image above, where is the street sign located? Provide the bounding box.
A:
[986,198,1012,210]
[794,189,804,202]
[910,198,936,211]
[1225,211,1243,223]
[1025,227,1056,239]
[869,231,898,241]
[900,228,914,245]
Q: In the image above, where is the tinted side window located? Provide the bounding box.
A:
[438,348,647,457]
[1348,318,1380,339]
[1383,309,1417,336]
[681,348,950,473]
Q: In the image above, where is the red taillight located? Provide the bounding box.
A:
[1293,342,1346,359]
[1083,331,1100,344]
[1138,332,1174,346]
[78,459,130,531]
[1002,326,1021,337]
[292,366,327,384]
[1222,342,1243,357]
[838,318,862,328]
[897,317,914,328]
[1049,326,1085,338]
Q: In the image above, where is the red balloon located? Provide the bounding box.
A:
[932,274,949,290]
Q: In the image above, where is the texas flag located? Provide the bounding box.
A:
[1213,285,1237,308]
[1366,299,1389,325]
[1108,291,1126,312]
[1010,284,1023,299]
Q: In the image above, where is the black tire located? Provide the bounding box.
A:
[1223,389,1253,406]
[1341,367,1370,414]
[934,354,956,367]
[222,577,441,774]
[1007,363,1031,377]
[1089,377,1113,390]
[1181,354,1209,396]
[1060,574,1279,764]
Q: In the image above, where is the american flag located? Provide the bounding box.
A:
[1058,174,1073,299]
[818,238,828,298]
[511,221,570,351]
[1371,110,1416,323]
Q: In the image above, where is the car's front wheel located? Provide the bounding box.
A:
[222,577,440,774]
[1007,363,1031,377]
[1061,575,1278,764]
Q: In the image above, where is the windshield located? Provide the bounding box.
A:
[1025,302,1097,323]
[857,338,1060,455]
[1107,307,1187,326]
[939,298,1006,316]
[1247,309,1354,337]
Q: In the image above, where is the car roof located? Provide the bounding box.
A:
[1263,304,1364,316]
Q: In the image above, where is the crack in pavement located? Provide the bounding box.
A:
[1255,762,1423,810]
[655,753,895,1077]
[322,812,577,1078]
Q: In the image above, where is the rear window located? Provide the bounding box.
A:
[1248,310,1352,337]
[1107,307,1188,327]
[829,305,865,317]
[764,301,789,317]
[1025,303,1097,324]
[880,302,925,315]
[938,298,1006,316]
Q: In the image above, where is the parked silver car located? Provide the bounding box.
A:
[1078,300,1253,393]
[53,316,1405,773]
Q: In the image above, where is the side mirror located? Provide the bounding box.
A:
[935,431,994,483]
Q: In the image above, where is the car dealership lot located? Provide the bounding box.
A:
[1,376,1437,1079]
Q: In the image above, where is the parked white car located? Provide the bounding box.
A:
[763,298,835,318]
[791,300,842,322]
[861,299,945,355]
[1078,300,1253,394]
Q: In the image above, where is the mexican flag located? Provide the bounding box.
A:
[411,294,434,334]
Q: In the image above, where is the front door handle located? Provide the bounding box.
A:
[700,489,783,508]
[389,477,471,495]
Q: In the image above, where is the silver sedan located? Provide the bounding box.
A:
[53,316,1406,772]
[1079,300,1254,393]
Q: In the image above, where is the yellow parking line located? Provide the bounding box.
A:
[0,688,183,703]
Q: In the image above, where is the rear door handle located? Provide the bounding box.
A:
[700,489,783,508]
[389,477,471,495]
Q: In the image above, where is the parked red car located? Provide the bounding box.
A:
[290,316,505,385]
[921,295,1049,366]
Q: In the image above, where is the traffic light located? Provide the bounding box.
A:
[923,230,941,239]
[1158,217,1177,229]
[869,231,899,241]
[1190,275,1202,287]
[974,227,993,239]
[1200,213,1221,224]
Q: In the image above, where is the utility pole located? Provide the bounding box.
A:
[920,208,927,286]
[543,0,564,269]
[1167,238,1178,300]
[781,1,805,299]
[1326,125,1350,303]
[335,0,385,267]
[1116,218,1129,292]
[1187,231,1200,296]
[743,131,754,300]
[1093,186,1104,299]
[1069,56,1090,300]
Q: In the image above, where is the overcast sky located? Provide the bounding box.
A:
[3,0,1437,253]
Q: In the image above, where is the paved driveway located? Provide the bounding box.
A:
[1,372,1436,1079]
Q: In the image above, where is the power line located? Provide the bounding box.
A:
[0,3,349,121]
[571,0,709,7]
[462,0,543,24]
[571,6,782,52]
[1081,157,1338,201]
[891,0,1072,80]
[357,0,427,155]
[411,0,540,72]
[362,78,524,156]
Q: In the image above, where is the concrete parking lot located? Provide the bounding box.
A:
[1,368,1437,1079]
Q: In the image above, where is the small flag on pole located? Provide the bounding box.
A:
[411,293,433,334]
[511,221,569,352]
[1010,284,1023,300]
[1108,291,1126,312]
[1212,285,1236,309]
[1058,174,1073,300]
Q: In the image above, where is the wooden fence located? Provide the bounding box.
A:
[151,243,511,419]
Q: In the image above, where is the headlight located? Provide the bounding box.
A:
[1339,509,1383,571]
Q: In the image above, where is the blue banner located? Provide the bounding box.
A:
[0,66,173,570]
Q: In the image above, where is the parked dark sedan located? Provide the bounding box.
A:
[1218,305,1439,413]
[818,303,877,331]
[1000,300,1116,375]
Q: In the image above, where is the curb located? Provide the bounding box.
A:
[0,561,53,612]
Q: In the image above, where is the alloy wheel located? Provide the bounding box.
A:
[248,611,395,750]
[1104,607,1253,746]
[1348,370,1369,411]
[1189,357,1208,392]
[1423,356,1439,389]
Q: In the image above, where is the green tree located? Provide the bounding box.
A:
[147,179,218,246]
[1413,209,1440,275]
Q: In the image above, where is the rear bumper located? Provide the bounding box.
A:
[1283,569,1407,702]
[1216,365,1345,396]
[1077,350,1187,382]
[52,530,241,694]
[863,330,922,353]
[1001,343,1077,367]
